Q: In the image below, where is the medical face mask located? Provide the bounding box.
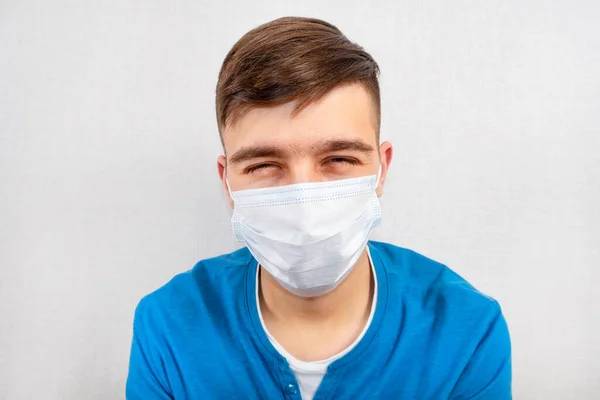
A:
[227,168,382,297]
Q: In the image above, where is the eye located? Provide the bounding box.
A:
[325,157,360,166]
[244,163,279,174]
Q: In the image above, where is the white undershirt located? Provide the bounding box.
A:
[256,248,378,400]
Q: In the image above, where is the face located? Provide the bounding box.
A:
[217,83,393,206]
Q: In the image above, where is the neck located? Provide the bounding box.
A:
[259,249,374,327]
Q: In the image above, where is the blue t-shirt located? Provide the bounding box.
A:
[126,241,511,399]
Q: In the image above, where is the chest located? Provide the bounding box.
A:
[162,341,461,400]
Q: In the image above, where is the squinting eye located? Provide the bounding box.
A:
[327,157,359,166]
[244,163,278,174]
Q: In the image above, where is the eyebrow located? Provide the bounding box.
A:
[228,138,375,164]
[312,139,375,154]
[228,145,289,164]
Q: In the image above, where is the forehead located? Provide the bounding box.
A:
[221,83,378,153]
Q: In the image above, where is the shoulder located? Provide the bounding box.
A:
[370,241,511,387]
[133,247,254,329]
[369,241,504,327]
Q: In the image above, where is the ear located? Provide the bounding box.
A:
[217,155,234,208]
[376,141,393,197]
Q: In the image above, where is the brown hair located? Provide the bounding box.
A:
[215,17,381,141]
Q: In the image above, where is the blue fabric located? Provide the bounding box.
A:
[126,241,511,399]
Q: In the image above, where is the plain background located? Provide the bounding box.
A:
[1,0,599,399]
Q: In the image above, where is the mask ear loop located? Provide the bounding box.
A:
[375,164,383,188]
[225,174,244,241]
[369,164,383,228]
[225,177,234,200]
[224,165,236,201]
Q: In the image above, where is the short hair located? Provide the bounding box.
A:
[215,17,381,142]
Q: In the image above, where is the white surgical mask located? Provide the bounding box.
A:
[227,168,382,297]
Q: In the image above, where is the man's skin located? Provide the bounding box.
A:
[217,83,393,362]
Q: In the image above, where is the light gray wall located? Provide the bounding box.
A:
[1,1,599,399]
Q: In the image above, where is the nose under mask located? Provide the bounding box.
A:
[227,167,382,297]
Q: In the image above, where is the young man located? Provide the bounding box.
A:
[126,17,511,400]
